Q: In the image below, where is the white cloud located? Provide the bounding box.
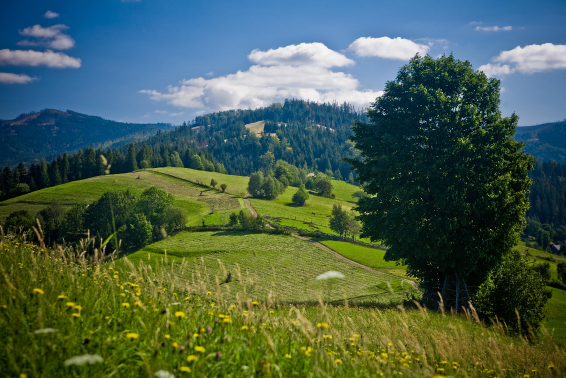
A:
[153,110,185,116]
[0,49,81,68]
[44,11,59,19]
[141,42,382,112]
[154,110,168,114]
[480,43,566,77]
[495,43,566,73]
[478,63,515,77]
[475,25,512,32]
[347,36,430,60]
[0,72,38,84]
[18,24,75,50]
[205,72,213,76]
[248,42,354,68]
[170,112,185,116]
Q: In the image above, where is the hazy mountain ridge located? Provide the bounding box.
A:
[0,109,173,167]
[516,120,566,164]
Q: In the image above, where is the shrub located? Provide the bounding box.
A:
[210,179,218,188]
[220,183,227,192]
[315,175,333,198]
[159,206,188,233]
[292,185,309,206]
[123,213,152,249]
[4,210,35,233]
[532,262,551,282]
[474,251,552,335]
[558,262,566,284]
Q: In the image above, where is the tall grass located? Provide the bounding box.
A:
[0,232,564,377]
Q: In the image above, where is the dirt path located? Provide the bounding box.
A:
[243,194,416,287]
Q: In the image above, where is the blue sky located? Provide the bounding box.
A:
[0,0,565,126]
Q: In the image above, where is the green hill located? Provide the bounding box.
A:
[0,109,172,167]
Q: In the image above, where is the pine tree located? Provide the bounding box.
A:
[39,159,50,189]
[126,144,138,172]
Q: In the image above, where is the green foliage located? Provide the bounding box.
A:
[237,210,265,231]
[558,262,566,284]
[3,210,35,232]
[59,204,87,241]
[329,205,350,237]
[210,179,218,188]
[220,183,227,192]
[247,171,264,197]
[292,185,309,206]
[532,262,552,282]
[352,190,368,200]
[305,177,315,190]
[158,206,188,234]
[315,174,333,198]
[123,213,153,249]
[190,155,204,170]
[348,54,534,290]
[474,252,552,334]
[228,212,239,226]
[247,172,285,200]
[135,186,175,226]
[37,202,66,242]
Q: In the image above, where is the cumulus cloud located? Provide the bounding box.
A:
[0,49,81,68]
[480,43,566,77]
[475,25,512,32]
[348,36,430,60]
[18,24,75,50]
[478,63,515,77]
[44,11,59,19]
[141,42,382,112]
[0,72,38,84]
[249,42,354,67]
[153,110,184,116]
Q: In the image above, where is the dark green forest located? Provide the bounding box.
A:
[0,109,172,167]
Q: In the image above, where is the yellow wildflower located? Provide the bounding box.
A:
[206,291,211,295]
[66,302,75,307]
[57,295,67,299]
[175,311,185,319]
[335,359,343,365]
[72,313,80,318]
[195,346,206,353]
[193,333,199,338]
[172,342,179,349]
[120,293,126,297]
[105,316,110,320]
[223,317,231,324]
[241,325,249,331]
[252,301,259,306]
[179,366,191,373]
[210,303,215,308]
[317,322,329,329]
[324,335,332,340]
[134,302,142,307]
[126,333,139,340]
[187,355,199,363]
[73,305,82,312]
[269,310,274,314]
[164,334,170,339]
[122,303,130,308]
[285,354,292,359]
[381,353,388,358]
[32,288,44,295]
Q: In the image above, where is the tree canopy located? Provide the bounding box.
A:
[348,54,533,305]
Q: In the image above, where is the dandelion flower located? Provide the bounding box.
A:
[134,302,142,307]
[194,346,206,353]
[179,366,191,373]
[72,313,80,318]
[206,291,211,295]
[269,310,274,314]
[122,303,130,308]
[126,333,139,340]
[317,322,329,329]
[285,354,292,359]
[32,288,44,295]
[241,325,249,331]
[223,317,231,324]
[57,295,67,300]
[252,301,259,306]
[164,334,170,339]
[187,355,199,362]
[172,342,179,349]
[193,333,199,338]
[64,354,103,366]
[73,305,82,312]
[335,359,343,365]
[175,311,185,319]
[323,335,332,340]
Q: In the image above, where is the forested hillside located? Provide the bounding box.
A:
[515,120,566,164]
[0,109,172,167]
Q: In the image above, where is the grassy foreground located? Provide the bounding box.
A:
[1,234,565,377]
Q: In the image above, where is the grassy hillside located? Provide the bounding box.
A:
[125,231,409,305]
[1,234,564,377]
[0,168,249,226]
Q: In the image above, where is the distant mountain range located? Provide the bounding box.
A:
[515,120,566,164]
[0,109,173,167]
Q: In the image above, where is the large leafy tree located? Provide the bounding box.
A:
[348,55,533,308]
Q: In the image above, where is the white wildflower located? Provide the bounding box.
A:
[154,370,175,378]
[64,354,104,366]
[316,271,345,280]
[34,328,58,334]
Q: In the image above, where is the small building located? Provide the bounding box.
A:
[551,244,561,254]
